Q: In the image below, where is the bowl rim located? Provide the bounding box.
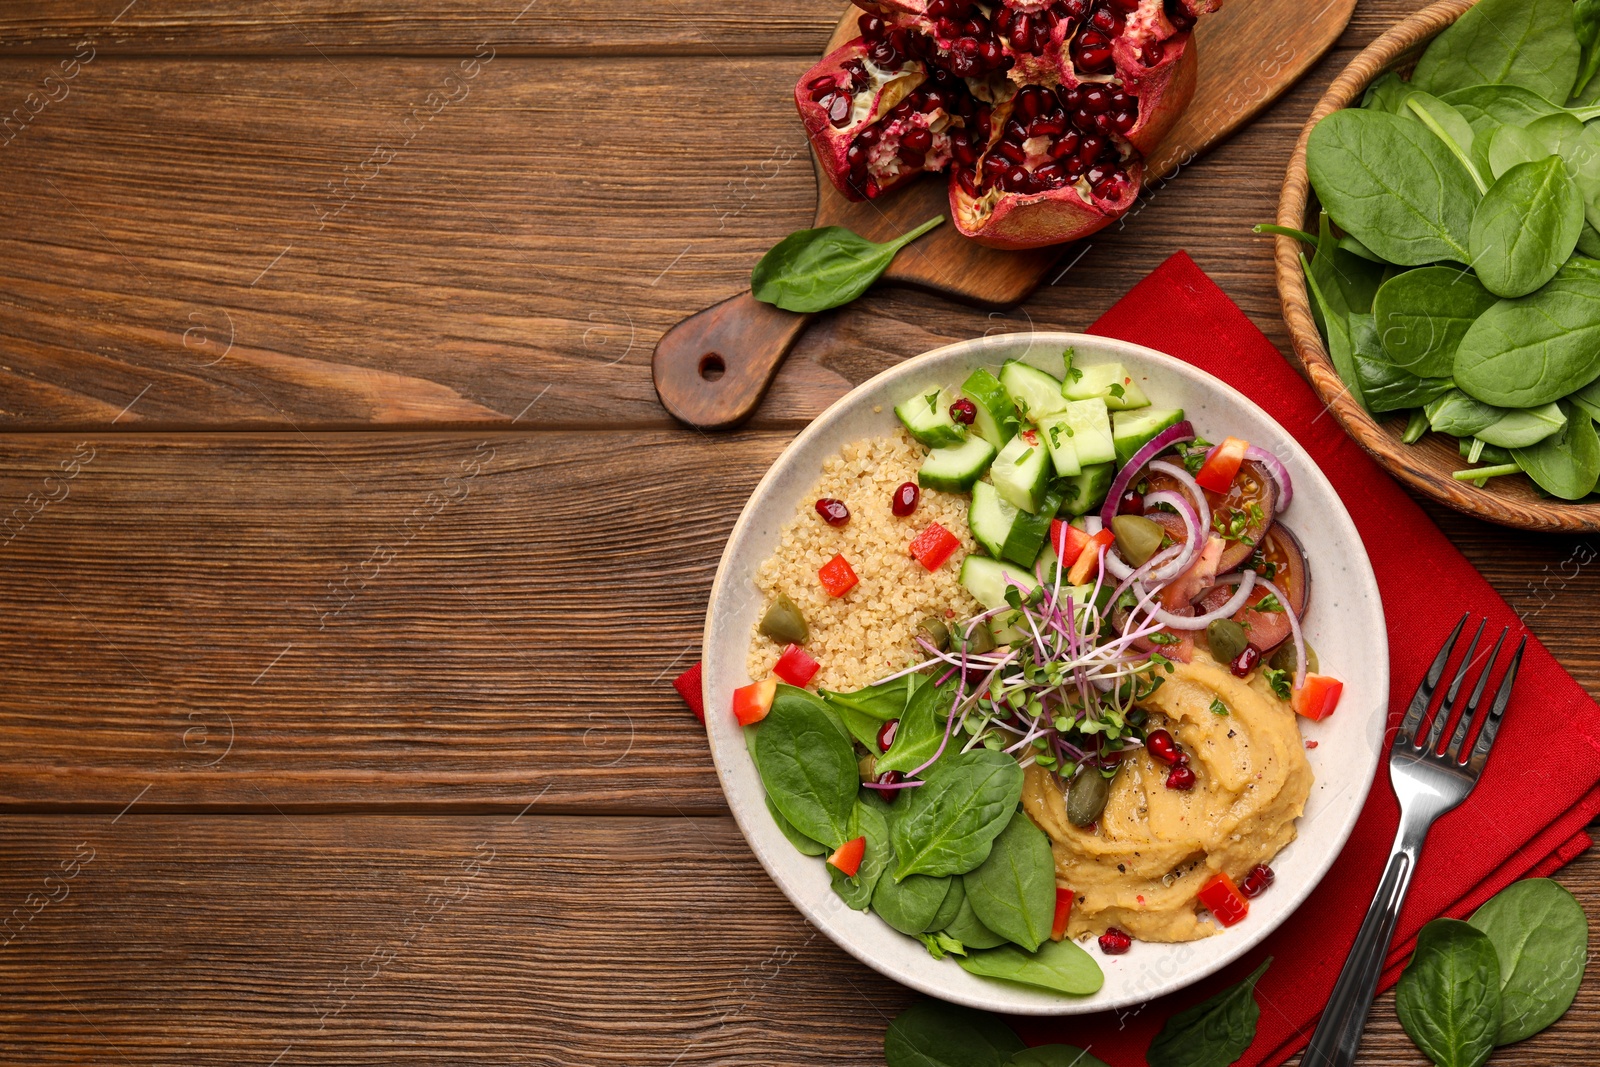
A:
[1271,0,1600,533]
[701,330,1389,1014]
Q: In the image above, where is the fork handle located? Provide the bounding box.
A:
[1301,821,1426,1067]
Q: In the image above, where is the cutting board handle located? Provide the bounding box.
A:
[652,291,812,430]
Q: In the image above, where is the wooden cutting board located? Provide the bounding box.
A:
[654,0,1357,429]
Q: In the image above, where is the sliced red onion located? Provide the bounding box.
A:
[1245,445,1294,514]
[1147,460,1212,539]
[1141,489,1201,582]
[1150,569,1256,630]
[1212,572,1307,690]
[1098,421,1195,528]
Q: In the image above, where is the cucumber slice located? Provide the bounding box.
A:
[961,368,1019,448]
[1060,462,1115,516]
[1036,413,1082,477]
[958,555,1038,609]
[990,430,1052,513]
[999,361,1068,423]
[1062,362,1151,410]
[1059,398,1115,466]
[1001,486,1064,568]
[895,387,968,448]
[1111,407,1185,466]
[967,481,1019,559]
[919,435,997,493]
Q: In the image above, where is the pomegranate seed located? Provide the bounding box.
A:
[1082,86,1111,113]
[1145,728,1181,765]
[1109,89,1133,109]
[1077,135,1105,164]
[902,126,934,154]
[1166,0,1196,30]
[1060,86,1084,111]
[1231,646,1261,677]
[976,39,1005,65]
[1064,0,1088,15]
[955,168,978,195]
[995,6,1015,31]
[1009,15,1032,50]
[1086,163,1111,187]
[877,719,899,751]
[1240,864,1276,898]
[890,99,914,120]
[892,481,920,516]
[1031,114,1067,137]
[1090,7,1120,34]
[1099,928,1132,954]
[845,60,870,91]
[1074,30,1114,71]
[815,498,850,527]
[1053,130,1081,157]
[1003,166,1034,192]
[927,0,958,16]
[1118,489,1143,514]
[1072,106,1096,130]
[847,142,867,168]
[1111,109,1138,134]
[1004,118,1029,142]
[1166,765,1197,790]
[899,147,926,169]
[950,132,978,166]
[995,140,1027,164]
[950,397,977,424]
[1033,162,1067,187]
[858,13,886,38]
[1094,169,1133,200]
[1110,0,1140,9]
[828,93,853,127]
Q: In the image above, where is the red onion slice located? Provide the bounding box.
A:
[1098,420,1195,528]
[1212,571,1307,690]
[1245,445,1293,514]
[1140,489,1201,582]
[1147,460,1212,540]
[1150,569,1256,630]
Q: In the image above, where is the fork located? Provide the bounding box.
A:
[1302,613,1527,1067]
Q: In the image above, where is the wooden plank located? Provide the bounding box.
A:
[0,813,1591,1064]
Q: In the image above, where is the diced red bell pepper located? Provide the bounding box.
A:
[772,644,820,688]
[1197,871,1250,927]
[1066,529,1116,586]
[828,835,866,878]
[909,522,961,571]
[672,662,706,724]
[1050,519,1093,567]
[1051,886,1074,942]
[731,676,778,726]
[819,553,859,597]
[1294,674,1344,721]
[1195,436,1250,494]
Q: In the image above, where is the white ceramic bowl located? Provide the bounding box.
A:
[702,332,1388,1015]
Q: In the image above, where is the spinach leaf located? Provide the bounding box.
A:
[1303,254,1366,410]
[1468,877,1591,1043]
[1307,109,1478,266]
[752,685,860,849]
[1363,71,1414,114]
[1427,389,1505,436]
[1577,0,1600,100]
[956,938,1104,996]
[1511,402,1600,499]
[1395,919,1500,1067]
[1146,958,1272,1067]
[1470,156,1584,297]
[1562,123,1600,234]
[962,809,1056,952]
[1412,0,1580,105]
[877,678,957,775]
[890,748,1024,880]
[821,674,917,722]
[1009,1047,1111,1067]
[1571,375,1600,420]
[1454,259,1600,406]
[1444,84,1600,131]
[835,700,887,751]
[875,869,952,934]
[1474,401,1566,448]
[1351,313,1456,412]
[751,216,944,313]
[1406,91,1487,193]
[883,1001,1026,1067]
[766,794,828,856]
[830,800,890,909]
[930,872,967,931]
[1315,210,1390,313]
[944,894,1010,949]
[1483,124,1549,181]
[1373,266,1499,376]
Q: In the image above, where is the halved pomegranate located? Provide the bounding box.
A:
[794,0,1220,248]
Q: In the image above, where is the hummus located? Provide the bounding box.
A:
[1022,650,1312,941]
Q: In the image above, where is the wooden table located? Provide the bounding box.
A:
[0,2,1595,1063]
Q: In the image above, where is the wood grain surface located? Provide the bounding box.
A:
[1,0,1598,1063]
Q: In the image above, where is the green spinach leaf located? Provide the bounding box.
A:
[1146,958,1272,1067]
[890,748,1024,880]
[830,800,890,908]
[1474,401,1566,448]
[878,678,957,775]
[962,809,1056,952]
[1454,259,1600,406]
[1570,375,1600,420]
[1395,919,1500,1067]
[821,674,918,722]
[752,216,944,313]
[930,872,967,931]
[1009,1047,1111,1067]
[883,1001,1026,1067]
[874,864,953,935]
[752,685,860,849]
[1467,877,1591,1043]
[1363,71,1414,114]
[1352,313,1456,412]
[944,894,1010,949]
[1511,402,1600,499]
[766,794,828,856]
[1406,91,1487,193]
[1470,156,1584,298]
[1427,389,1505,436]
[1413,0,1580,105]
[1303,254,1366,410]
[956,938,1104,996]
[1576,0,1600,100]
[1373,265,1499,376]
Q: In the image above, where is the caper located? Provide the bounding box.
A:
[758,593,809,645]
[1269,639,1318,675]
[1066,765,1114,827]
[859,754,878,780]
[956,619,996,655]
[1112,514,1166,567]
[917,616,951,652]
[1206,618,1249,664]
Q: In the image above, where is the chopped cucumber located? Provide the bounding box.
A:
[999,361,1068,423]
[990,430,1052,513]
[967,481,1019,560]
[961,368,1019,448]
[1036,412,1082,477]
[1062,362,1150,410]
[1000,486,1064,568]
[1059,398,1115,466]
[918,435,997,493]
[1060,462,1115,516]
[1111,407,1185,466]
[895,387,968,448]
[958,555,1039,646]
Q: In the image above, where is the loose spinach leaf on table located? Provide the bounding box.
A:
[1470,155,1584,298]
[943,894,1010,949]
[1146,958,1272,1067]
[1009,1047,1111,1067]
[961,808,1056,952]
[890,748,1024,880]
[1396,919,1500,1067]
[830,800,890,909]
[1467,877,1591,1043]
[1373,265,1499,376]
[751,216,944,314]
[877,678,958,775]
[956,938,1104,996]
[752,685,859,849]
[883,1000,1026,1067]
[1412,0,1580,105]
[1351,313,1456,412]
[1511,402,1600,499]
[1454,259,1600,407]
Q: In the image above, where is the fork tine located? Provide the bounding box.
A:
[1466,635,1526,774]
[1398,612,1468,746]
[1422,618,1485,754]
[1445,627,1507,763]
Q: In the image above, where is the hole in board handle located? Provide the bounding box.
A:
[699,353,726,382]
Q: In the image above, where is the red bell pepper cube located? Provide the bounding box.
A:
[819,553,859,597]
[1197,871,1250,927]
[1051,886,1074,942]
[672,662,706,723]
[827,836,866,878]
[731,676,777,726]
[772,644,820,688]
[1294,674,1344,721]
[909,522,961,571]
[1195,436,1250,494]
[1066,529,1115,586]
[1051,519,1093,567]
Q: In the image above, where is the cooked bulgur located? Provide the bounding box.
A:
[747,429,982,693]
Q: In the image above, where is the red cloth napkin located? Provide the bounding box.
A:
[1000,251,1600,1065]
